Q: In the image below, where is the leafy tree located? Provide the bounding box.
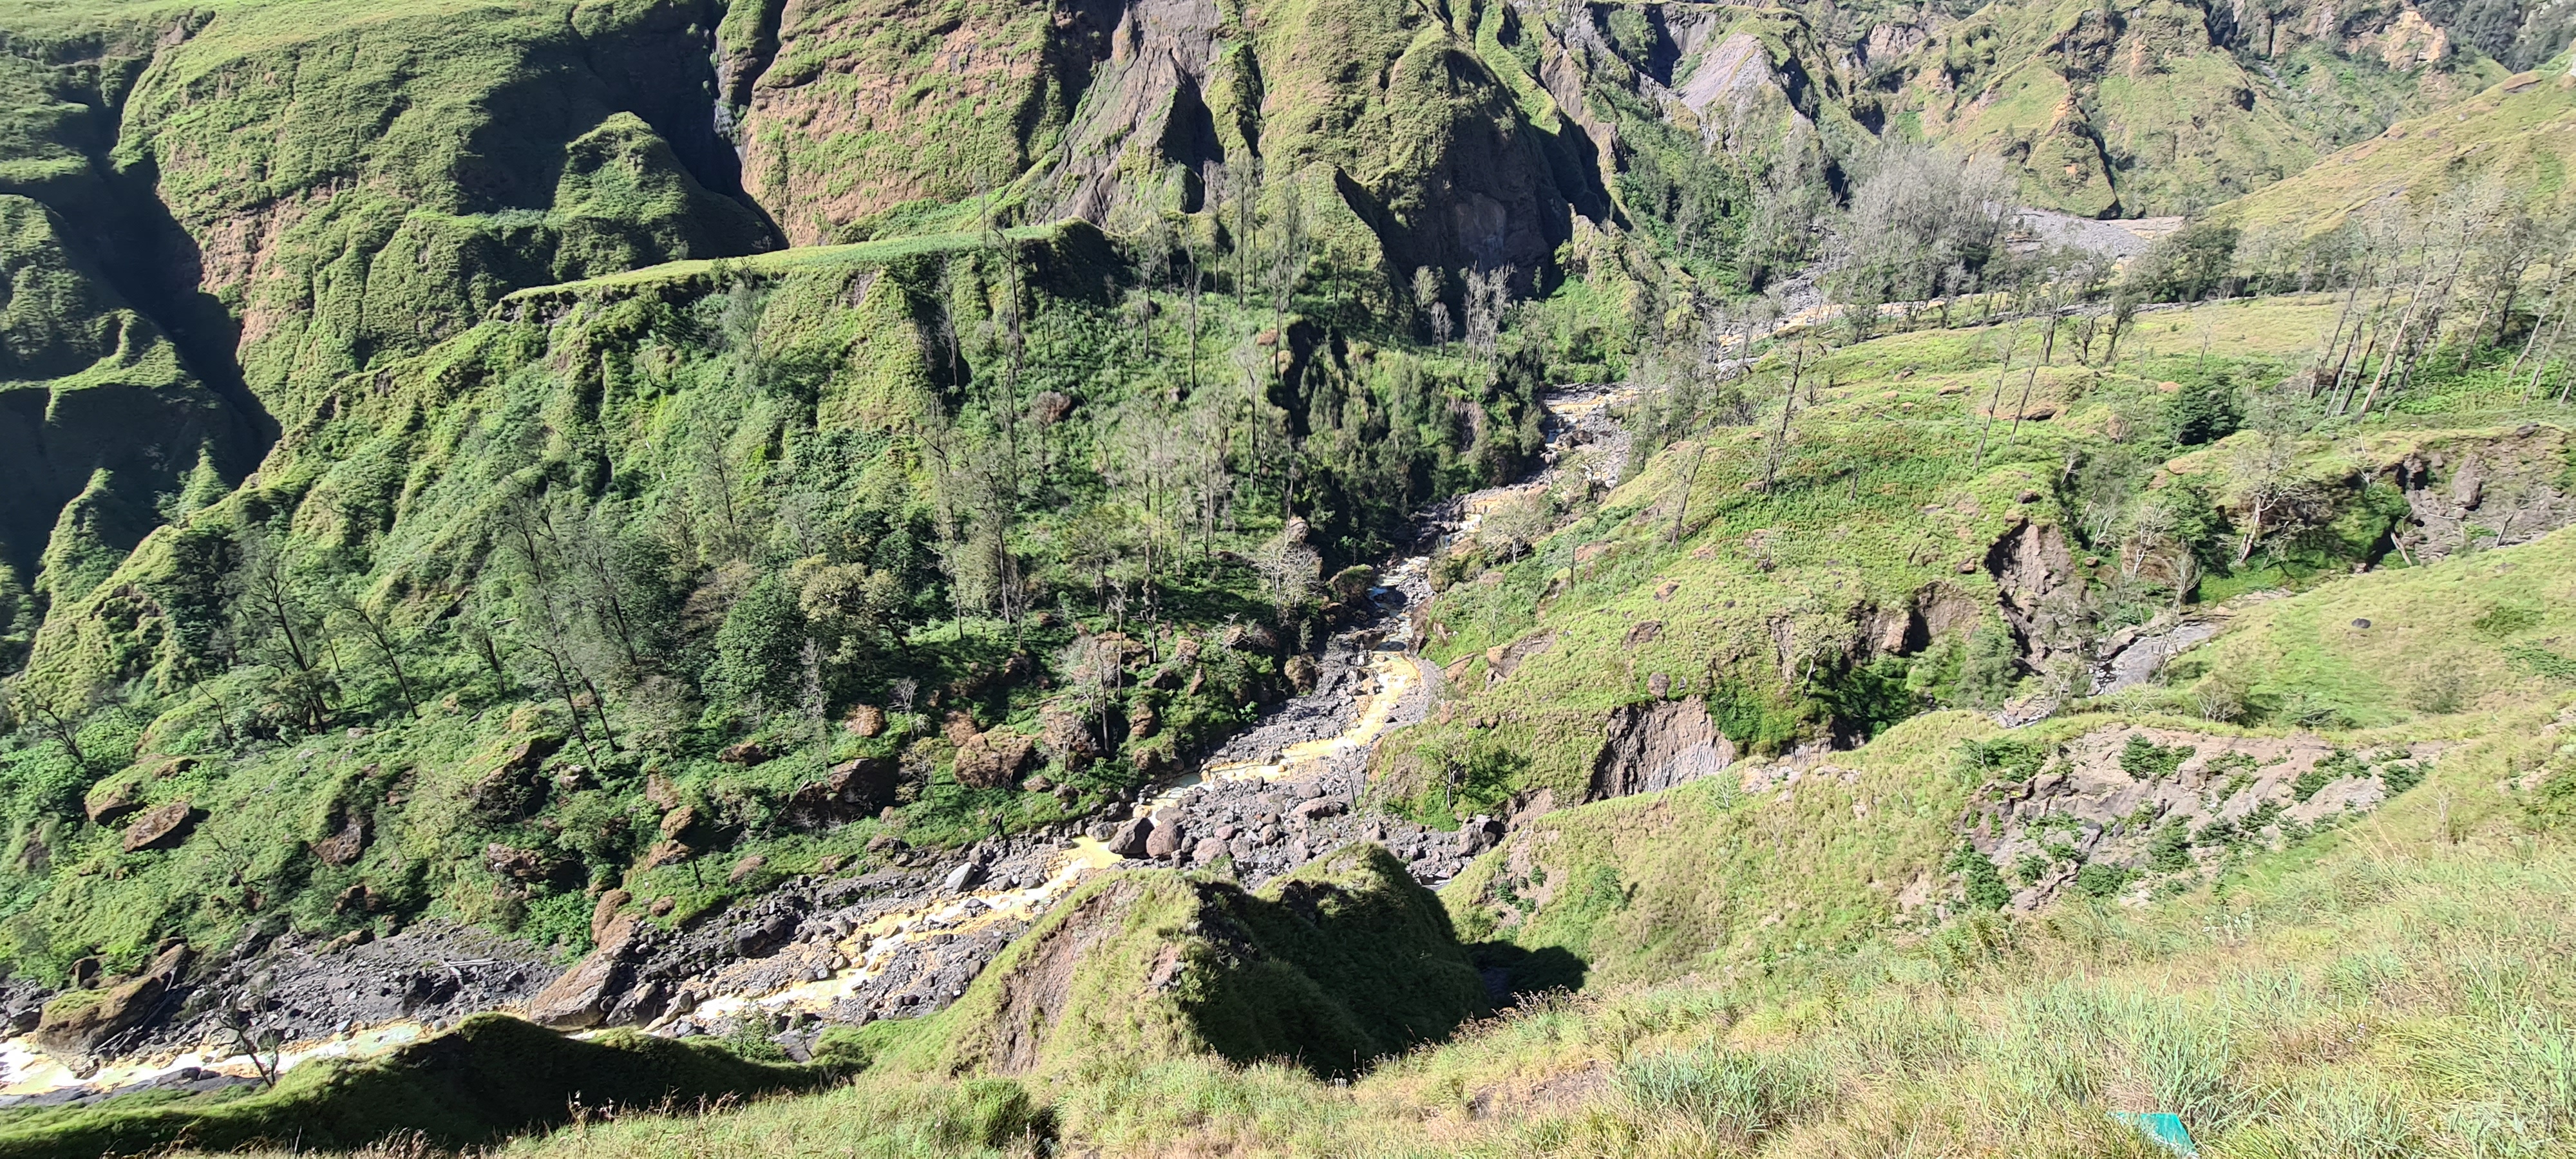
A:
[714,572,809,713]
[2132,222,2241,303]
[2170,372,2242,446]
[226,531,336,731]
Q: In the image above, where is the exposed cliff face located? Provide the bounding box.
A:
[1891,0,2504,216]
[1036,0,1229,223]
[1588,697,1736,800]
[720,0,1108,244]
[714,0,1616,286]
[0,195,256,641]
[0,0,785,659]
[1960,726,2441,910]
[97,0,775,424]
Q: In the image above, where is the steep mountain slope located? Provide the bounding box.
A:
[0,196,252,668]
[2222,55,2576,232]
[0,0,2571,1151]
[159,527,2575,1158]
[1884,0,2516,216]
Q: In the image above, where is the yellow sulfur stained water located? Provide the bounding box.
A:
[5,610,1428,1084]
[0,1019,430,1096]
[687,639,1421,1025]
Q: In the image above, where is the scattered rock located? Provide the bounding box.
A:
[717,740,772,766]
[658,804,700,842]
[591,890,632,943]
[120,800,199,853]
[1145,817,1188,858]
[1108,818,1153,858]
[945,862,987,893]
[1192,837,1229,865]
[83,780,144,827]
[314,813,370,867]
[954,730,1037,789]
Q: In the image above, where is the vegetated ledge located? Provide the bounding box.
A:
[0,1014,828,1159]
[493,220,1113,316]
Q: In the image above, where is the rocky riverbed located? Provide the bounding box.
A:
[0,388,1625,1089]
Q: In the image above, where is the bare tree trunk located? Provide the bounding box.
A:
[1669,443,1707,544]
[2509,293,2555,383]
[2003,316,2058,453]
[1763,344,1806,490]
[2316,278,2366,396]
[1973,319,2024,469]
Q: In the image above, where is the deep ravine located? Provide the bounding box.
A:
[0,385,1630,1104]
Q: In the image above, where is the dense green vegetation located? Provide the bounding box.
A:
[0,0,2573,1153]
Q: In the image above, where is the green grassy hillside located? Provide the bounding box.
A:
[2222,57,2576,233]
[177,532,2576,1158]
[0,0,2573,1153]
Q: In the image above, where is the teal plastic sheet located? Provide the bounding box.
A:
[2111,1111,2199,1155]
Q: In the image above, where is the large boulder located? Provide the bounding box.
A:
[83,778,144,827]
[484,843,563,883]
[526,916,640,1030]
[469,735,565,815]
[784,757,898,828]
[954,730,1037,789]
[120,800,199,852]
[1144,814,1188,858]
[590,890,632,944]
[1106,816,1153,858]
[33,942,192,1057]
[1038,703,1101,766]
[314,812,370,866]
